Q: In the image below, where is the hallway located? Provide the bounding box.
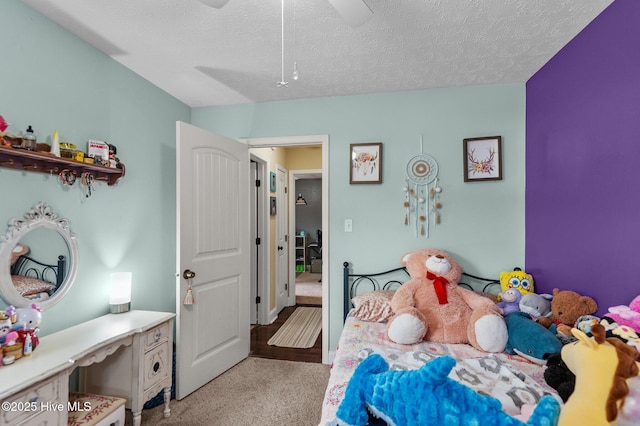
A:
[250,305,322,363]
[295,271,322,305]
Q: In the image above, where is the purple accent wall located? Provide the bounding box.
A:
[526,0,640,315]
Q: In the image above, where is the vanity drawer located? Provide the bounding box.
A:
[15,408,64,426]
[143,321,170,350]
[143,340,171,391]
[142,379,170,406]
[1,373,63,425]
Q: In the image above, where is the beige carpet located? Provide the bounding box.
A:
[267,307,322,348]
[296,272,322,305]
[132,357,330,426]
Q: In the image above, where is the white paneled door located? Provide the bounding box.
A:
[175,121,250,399]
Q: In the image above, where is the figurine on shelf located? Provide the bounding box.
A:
[2,308,21,360]
[108,144,122,169]
[0,114,10,146]
[14,304,42,351]
[0,314,14,344]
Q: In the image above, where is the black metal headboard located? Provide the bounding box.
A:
[343,261,500,321]
[11,255,66,289]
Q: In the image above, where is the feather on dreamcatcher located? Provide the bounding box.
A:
[403,136,442,238]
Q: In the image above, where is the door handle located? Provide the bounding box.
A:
[277,246,283,251]
[183,269,196,279]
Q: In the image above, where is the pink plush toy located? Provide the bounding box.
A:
[607,296,640,333]
[386,248,508,352]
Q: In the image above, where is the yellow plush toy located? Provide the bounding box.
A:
[558,324,639,426]
[499,267,534,297]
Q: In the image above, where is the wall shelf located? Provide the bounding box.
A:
[0,145,125,186]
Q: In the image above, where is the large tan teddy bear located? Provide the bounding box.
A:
[386,248,508,352]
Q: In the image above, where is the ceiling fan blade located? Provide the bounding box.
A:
[198,0,231,9]
[328,0,373,28]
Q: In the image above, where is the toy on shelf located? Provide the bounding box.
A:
[0,115,21,147]
[0,115,8,145]
[0,304,42,364]
[0,312,19,357]
[15,304,42,351]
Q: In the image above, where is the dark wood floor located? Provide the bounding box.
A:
[250,304,322,363]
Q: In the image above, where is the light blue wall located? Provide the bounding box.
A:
[193,84,526,349]
[0,2,190,335]
[3,2,526,352]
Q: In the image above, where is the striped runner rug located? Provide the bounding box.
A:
[267,307,322,348]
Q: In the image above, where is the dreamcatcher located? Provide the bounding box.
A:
[402,136,443,238]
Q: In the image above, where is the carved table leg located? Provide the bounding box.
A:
[163,387,171,418]
[132,410,142,426]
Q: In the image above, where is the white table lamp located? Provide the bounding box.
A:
[110,272,132,313]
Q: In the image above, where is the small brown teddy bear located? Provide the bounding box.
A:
[386,248,508,352]
[538,288,598,335]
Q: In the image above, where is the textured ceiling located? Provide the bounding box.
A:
[21,0,613,107]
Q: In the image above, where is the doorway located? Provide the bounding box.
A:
[290,172,322,307]
[245,135,329,364]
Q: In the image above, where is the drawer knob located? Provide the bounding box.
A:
[153,362,160,373]
[155,331,162,342]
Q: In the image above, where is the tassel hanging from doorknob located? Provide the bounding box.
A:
[182,269,196,305]
[184,285,194,305]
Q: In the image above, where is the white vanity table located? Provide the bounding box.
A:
[0,310,175,426]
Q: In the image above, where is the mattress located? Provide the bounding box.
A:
[319,314,561,425]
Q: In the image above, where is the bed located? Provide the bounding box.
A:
[319,262,562,425]
[10,245,66,302]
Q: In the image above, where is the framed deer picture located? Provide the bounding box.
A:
[463,136,502,182]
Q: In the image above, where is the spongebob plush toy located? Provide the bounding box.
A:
[500,268,534,298]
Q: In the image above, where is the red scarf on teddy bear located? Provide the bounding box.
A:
[426,271,449,304]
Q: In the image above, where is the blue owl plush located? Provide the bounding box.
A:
[335,354,560,426]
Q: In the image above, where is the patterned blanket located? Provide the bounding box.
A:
[320,315,562,425]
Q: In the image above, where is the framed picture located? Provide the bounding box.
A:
[463,136,502,182]
[269,172,276,192]
[270,196,277,215]
[350,142,382,184]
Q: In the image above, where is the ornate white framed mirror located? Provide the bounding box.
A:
[0,202,78,309]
